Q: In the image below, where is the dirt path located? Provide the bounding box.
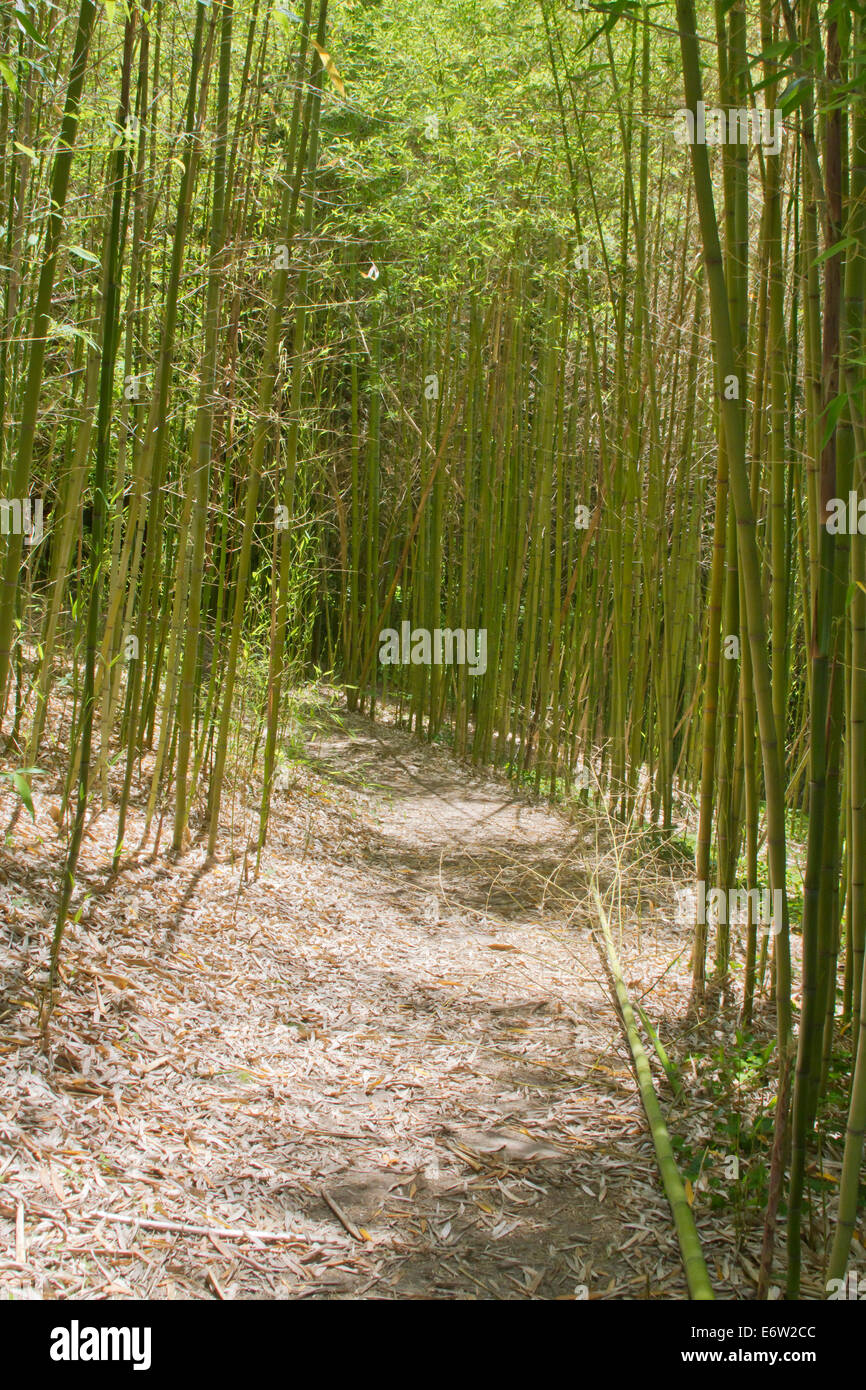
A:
[1,703,723,1299]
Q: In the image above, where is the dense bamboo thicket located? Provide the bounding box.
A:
[2,0,866,1296]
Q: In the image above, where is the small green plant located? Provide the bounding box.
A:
[0,767,44,822]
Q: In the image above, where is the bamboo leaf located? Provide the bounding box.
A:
[274,7,302,36]
[0,59,19,94]
[311,39,345,97]
[47,318,98,350]
[752,39,798,64]
[14,12,47,46]
[811,235,858,269]
[821,392,848,450]
[778,75,810,115]
[0,768,44,822]
[69,243,100,264]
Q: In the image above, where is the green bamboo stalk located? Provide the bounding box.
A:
[0,0,99,714]
[593,887,713,1301]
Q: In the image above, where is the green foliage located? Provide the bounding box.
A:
[0,768,44,822]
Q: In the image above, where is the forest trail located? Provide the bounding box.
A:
[2,704,727,1299]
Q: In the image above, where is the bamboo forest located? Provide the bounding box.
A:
[1,0,865,1330]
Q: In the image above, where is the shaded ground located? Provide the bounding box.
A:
[1,699,760,1298]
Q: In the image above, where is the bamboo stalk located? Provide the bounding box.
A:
[592,887,714,1301]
